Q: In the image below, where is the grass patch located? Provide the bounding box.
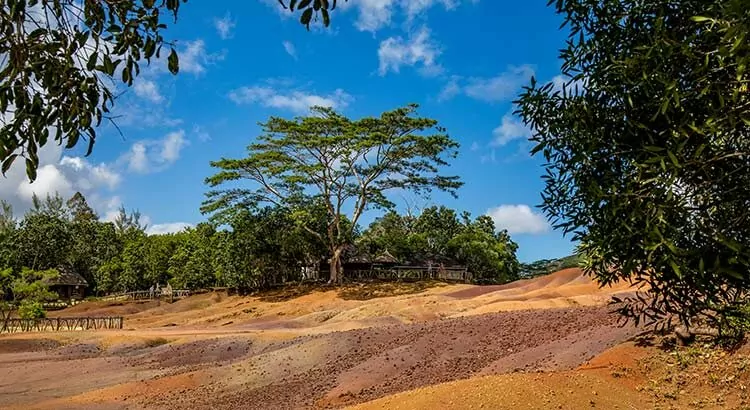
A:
[143,337,170,348]
[338,280,446,301]
[636,341,750,408]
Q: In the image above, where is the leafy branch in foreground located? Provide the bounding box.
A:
[517,0,750,339]
[0,0,186,181]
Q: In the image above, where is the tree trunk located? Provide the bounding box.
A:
[329,245,345,285]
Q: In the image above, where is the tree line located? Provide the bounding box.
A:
[0,192,520,300]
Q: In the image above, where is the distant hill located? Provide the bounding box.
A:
[519,254,583,278]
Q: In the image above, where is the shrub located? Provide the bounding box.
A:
[17,300,46,319]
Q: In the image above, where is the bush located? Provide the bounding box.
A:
[717,304,750,346]
[17,300,46,319]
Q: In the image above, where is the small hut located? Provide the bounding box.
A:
[373,250,399,266]
[45,267,88,301]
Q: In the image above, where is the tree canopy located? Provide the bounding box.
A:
[202,104,462,283]
[517,0,750,336]
[359,206,520,284]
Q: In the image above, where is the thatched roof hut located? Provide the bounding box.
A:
[45,267,88,300]
[373,250,398,265]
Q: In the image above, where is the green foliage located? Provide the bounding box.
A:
[717,303,750,345]
[520,254,583,278]
[14,201,73,271]
[17,300,45,319]
[144,234,181,286]
[0,0,186,181]
[67,192,98,223]
[516,0,750,333]
[0,267,13,299]
[203,105,462,283]
[359,206,521,284]
[95,258,123,295]
[168,223,218,290]
[12,267,59,302]
[277,0,347,29]
[0,193,518,297]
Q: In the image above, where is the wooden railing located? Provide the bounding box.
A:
[100,289,191,302]
[346,266,472,282]
[0,316,124,334]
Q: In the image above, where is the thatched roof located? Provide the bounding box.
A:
[373,250,398,264]
[45,267,88,287]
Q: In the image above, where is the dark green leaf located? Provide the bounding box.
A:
[167,48,179,74]
[300,8,313,28]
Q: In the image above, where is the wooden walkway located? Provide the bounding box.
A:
[0,316,124,334]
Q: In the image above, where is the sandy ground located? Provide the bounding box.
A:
[2,268,721,409]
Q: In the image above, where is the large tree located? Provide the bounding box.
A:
[517,0,750,335]
[1,0,185,181]
[202,104,462,283]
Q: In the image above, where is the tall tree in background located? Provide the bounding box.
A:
[0,201,15,270]
[14,194,73,271]
[517,0,750,335]
[202,105,462,283]
[168,223,218,290]
[0,0,186,181]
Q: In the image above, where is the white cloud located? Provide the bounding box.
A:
[214,13,236,40]
[193,125,211,142]
[121,130,188,174]
[133,79,163,103]
[109,100,183,129]
[378,27,441,76]
[161,130,187,163]
[441,65,534,103]
[228,84,353,114]
[177,40,224,75]
[486,205,549,235]
[492,111,531,146]
[126,143,149,173]
[479,149,496,164]
[58,157,121,191]
[146,222,193,235]
[464,65,535,102]
[351,0,396,32]
[1,142,122,218]
[438,76,461,101]
[402,0,461,19]
[283,41,297,59]
[342,0,477,32]
[101,196,124,222]
[16,164,74,203]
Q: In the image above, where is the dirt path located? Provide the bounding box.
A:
[1,305,635,410]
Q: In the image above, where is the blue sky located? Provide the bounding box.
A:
[1,0,576,262]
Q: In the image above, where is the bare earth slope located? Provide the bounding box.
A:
[0,269,643,409]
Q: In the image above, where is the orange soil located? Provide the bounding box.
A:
[7,269,740,410]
